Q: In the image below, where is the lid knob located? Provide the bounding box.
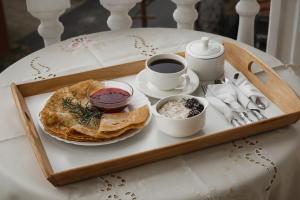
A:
[200,37,209,50]
[186,37,224,59]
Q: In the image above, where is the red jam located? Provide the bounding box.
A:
[90,88,131,112]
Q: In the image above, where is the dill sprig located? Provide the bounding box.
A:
[62,97,103,126]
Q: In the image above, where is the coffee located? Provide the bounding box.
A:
[149,59,184,73]
[146,54,189,90]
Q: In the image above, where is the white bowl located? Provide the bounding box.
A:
[152,95,209,137]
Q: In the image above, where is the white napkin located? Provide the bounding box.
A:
[230,72,269,108]
[207,83,244,112]
[205,95,234,122]
[231,84,258,110]
[205,91,244,127]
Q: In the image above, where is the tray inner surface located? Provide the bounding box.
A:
[25,62,283,173]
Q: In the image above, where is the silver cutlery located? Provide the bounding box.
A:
[233,73,267,110]
[236,111,253,124]
[250,109,267,120]
[205,78,268,127]
[210,79,266,122]
[231,118,243,127]
[255,98,266,110]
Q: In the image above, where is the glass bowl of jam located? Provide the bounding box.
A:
[88,81,134,112]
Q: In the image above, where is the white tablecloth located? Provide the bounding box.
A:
[1,28,300,200]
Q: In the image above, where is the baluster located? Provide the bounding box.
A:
[171,0,200,30]
[236,0,260,46]
[99,0,141,30]
[26,0,70,46]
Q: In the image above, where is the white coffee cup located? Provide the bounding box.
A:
[146,53,190,91]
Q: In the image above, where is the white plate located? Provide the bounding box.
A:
[38,86,152,146]
[135,69,199,99]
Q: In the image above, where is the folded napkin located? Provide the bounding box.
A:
[205,95,234,122]
[207,83,257,124]
[230,72,269,108]
[207,83,244,112]
[205,91,244,127]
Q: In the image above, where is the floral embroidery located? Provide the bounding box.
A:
[127,35,158,57]
[99,174,137,200]
[229,138,277,192]
[60,36,93,52]
[30,57,56,80]
[106,192,137,200]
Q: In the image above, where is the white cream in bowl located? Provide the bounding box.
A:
[158,98,190,119]
[153,95,209,137]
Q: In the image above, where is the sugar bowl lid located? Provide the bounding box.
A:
[186,37,224,59]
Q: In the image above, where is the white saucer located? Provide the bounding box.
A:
[135,69,199,99]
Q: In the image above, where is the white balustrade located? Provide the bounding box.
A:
[99,0,141,30]
[26,0,70,46]
[24,0,299,63]
[236,0,260,46]
[171,0,200,30]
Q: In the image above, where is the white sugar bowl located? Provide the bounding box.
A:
[185,37,225,81]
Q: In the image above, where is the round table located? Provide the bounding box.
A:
[1,28,300,200]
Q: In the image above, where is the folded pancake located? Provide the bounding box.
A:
[39,80,149,142]
[70,105,149,139]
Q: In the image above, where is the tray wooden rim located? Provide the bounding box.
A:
[11,42,300,186]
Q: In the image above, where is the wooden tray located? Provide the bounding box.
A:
[11,42,300,186]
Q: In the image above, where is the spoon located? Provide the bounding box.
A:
[255,98,266,110]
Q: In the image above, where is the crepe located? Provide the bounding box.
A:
[39,80,149,142]
[70,105,149,138]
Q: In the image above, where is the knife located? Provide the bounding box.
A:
[250,109,267,120]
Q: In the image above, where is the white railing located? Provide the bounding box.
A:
[171,0,200,30]
[235,0,260,46]
[99,0,141,30]
[26,0,201,44]
[26,0,70,46]
[25,0,257,46]
[25,0,300,64]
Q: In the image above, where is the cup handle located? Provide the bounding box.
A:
[176,73,190,90]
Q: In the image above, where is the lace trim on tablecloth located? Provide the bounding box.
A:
[128,35,158,57]
[99,174,137,200]
[30,56,56,80]
[229,138,277,192]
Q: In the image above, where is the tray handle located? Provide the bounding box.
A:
[224,41,300,114]
[11,83,54,177]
